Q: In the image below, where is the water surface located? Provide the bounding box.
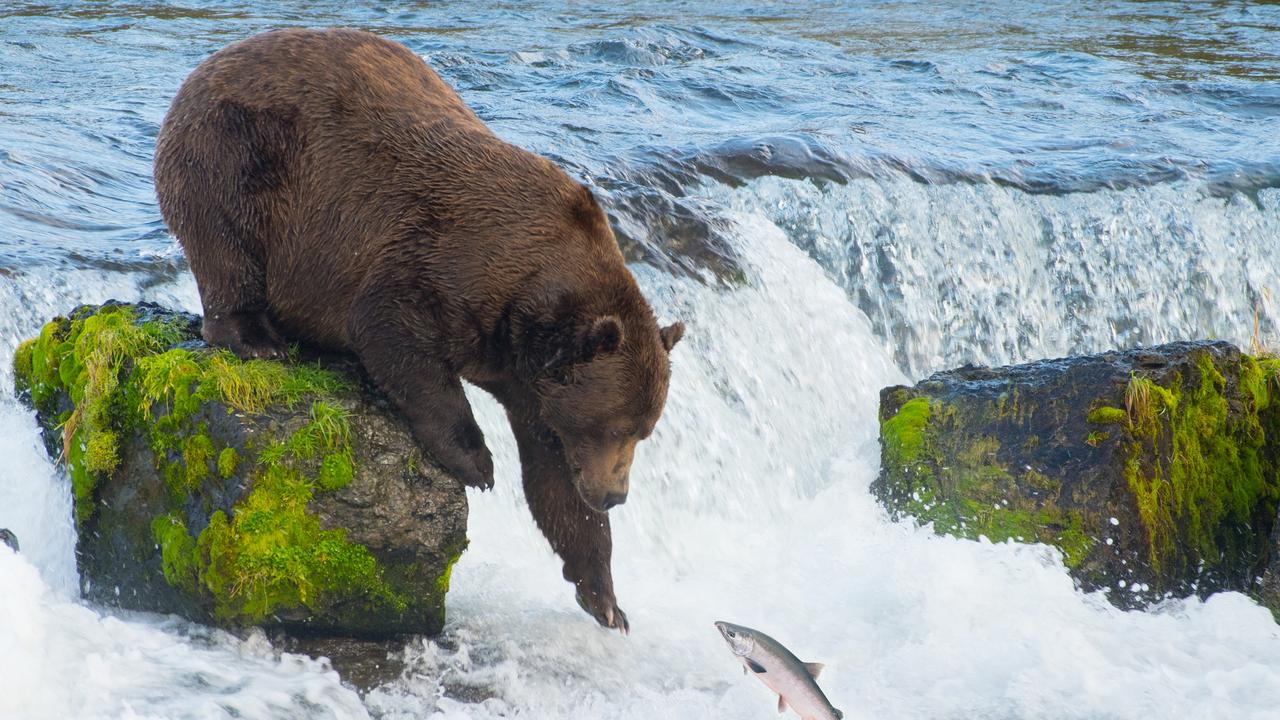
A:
[2,2,1279,718]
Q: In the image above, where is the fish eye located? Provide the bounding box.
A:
[727,630,736,638]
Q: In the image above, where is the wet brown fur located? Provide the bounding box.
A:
[153,28,683,632]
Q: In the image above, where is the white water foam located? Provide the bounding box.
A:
[2,201,1279,718]
[721,177,1280,377]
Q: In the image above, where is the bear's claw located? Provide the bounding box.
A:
[203,312,288,361]
[576,585,630,635]
[457,447,494,490]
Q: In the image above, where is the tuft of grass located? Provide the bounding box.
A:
[1124,375,1175,439]
[284,401,353,462]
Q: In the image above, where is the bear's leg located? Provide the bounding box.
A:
[156,101,293,360]
[348,288,494,490]
[508,409,628,633]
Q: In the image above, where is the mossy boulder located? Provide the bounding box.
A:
[875,341,1280,610]
[14,302,468,638]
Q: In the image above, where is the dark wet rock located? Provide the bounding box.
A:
[1260,512,1280,619]
[275,634,407,693]
[585,134,864,285]
[595,135,855,284]
[875,341,1280,610]
[604,181,743,283]
[0,528,18,552]
[679,135,854,187]
[14,302,467,638]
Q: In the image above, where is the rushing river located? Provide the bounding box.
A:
[3,2,1280,718]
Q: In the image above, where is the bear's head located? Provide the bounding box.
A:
[535,312,684,512]
[522,183,685,511]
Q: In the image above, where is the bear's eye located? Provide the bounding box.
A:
[609,428,623,440]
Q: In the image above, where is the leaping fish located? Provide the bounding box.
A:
[715,620,844,720]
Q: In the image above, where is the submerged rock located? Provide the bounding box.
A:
[13,302,467,638]
[874,341,1280,609]
[0,529,18,552]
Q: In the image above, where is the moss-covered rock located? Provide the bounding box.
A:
[874,341,1280,610]
[14,302,468,638]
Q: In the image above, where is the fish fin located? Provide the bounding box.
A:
[834,709,844,719]
[742,665,747,675]
[746,658,767,674]
[803,662,825,679]
[777,695,787,713]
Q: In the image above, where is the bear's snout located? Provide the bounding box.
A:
[569,446,633,513]
[575,471,630,512]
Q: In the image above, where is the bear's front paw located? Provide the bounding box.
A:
[414,430,494,490]
[457,444,494,490]
[203,312,288,361]
[575,581,630,635]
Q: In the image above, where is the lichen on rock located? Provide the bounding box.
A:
[14,302,467,637]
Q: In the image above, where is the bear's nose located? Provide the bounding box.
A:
[602,491,627,510]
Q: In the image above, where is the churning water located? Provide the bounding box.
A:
[2,2,1280,718]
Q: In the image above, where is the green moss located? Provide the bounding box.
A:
[16,304,448,628]
[26,321,66,411]
[1121,352,1280,580]
[435,540,467,597]
[84,430,120,474]
[318,450,355,491]
[217,447,240,479]
[1055,524,1095,569]
[1087,406,1128,425]
[1241,357,1280,413]
[18,305,349,525]
[18,306,186,524]
[163,461,186,499]
[12,338,34,394]
[67,430,93,525]
[1085,430,1110,447]
[168,397,396,622]
[181,430,215,491]
[879,393,1095,567]
[196,459,403,621]
[152,513,199,593]
[882,397,931,469]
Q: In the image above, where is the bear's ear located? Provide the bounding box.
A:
[570,184,607,233]
[659,321,685,352]
[582,315,623,360]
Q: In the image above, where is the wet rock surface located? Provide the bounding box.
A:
[14,302,467,638]
[875,341,1280,610]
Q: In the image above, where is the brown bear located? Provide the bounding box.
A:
[153,28,683,632]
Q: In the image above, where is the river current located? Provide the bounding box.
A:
[2,2,1280,718]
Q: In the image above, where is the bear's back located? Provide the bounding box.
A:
[155,28,627,352]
